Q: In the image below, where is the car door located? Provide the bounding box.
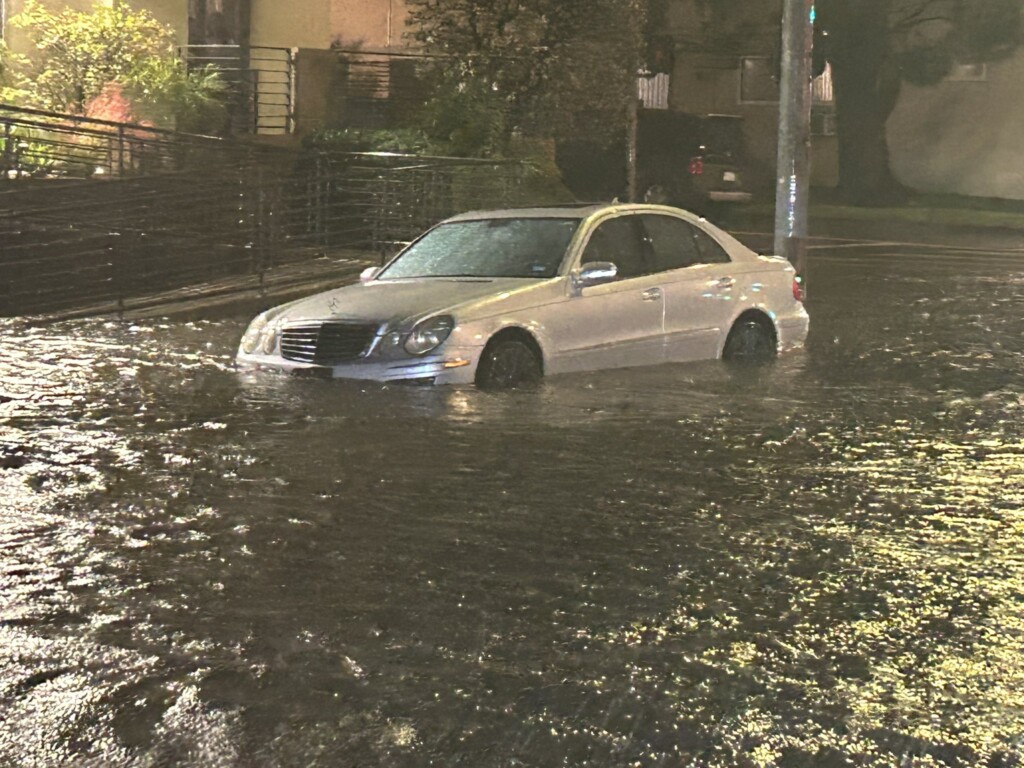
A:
[547,215,666,374]
[639,214,736,363]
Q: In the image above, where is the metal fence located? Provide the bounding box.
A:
[0,105,533,317]
[184,45,296,135]
[329,49,438,130]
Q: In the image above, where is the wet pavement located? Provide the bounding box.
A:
[1,234,1023,766]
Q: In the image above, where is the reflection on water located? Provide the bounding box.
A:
[1,253,1023,766]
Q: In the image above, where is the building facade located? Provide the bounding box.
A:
[5,0,1021,199]
[1,0,408,50]
[659,0,1024,200]
[888,55,1024,200]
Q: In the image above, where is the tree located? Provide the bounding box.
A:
[405,0,648,153]
[816,0,1024,203]
[2,0,226,131]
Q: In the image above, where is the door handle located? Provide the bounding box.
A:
[641,287,662,301]
[716,277,735,289]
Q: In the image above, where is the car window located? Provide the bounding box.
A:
[379,218,581,279]
[581,217,647,279]
[693,228,732,264]
[640,215,702,272]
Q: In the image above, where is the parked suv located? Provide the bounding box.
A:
[555,110,753,212]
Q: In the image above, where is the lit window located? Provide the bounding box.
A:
[812,63,833,104]
[637,72,670,110]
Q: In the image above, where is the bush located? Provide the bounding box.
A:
[4,0,227,132]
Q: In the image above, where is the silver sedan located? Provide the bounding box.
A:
[236,203,809,388]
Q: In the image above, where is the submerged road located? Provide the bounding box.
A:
[1,230,1023,766]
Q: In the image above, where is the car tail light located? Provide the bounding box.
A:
[792,276,805,302]
[688,157,704,175]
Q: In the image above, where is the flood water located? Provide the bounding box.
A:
[2,243,1023,767]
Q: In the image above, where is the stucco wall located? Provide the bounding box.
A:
[330,0,407,49]
[250,0,329,48]
[249,0,407,50]
[888,53,1024,200]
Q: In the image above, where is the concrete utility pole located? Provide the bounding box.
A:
[626,97,639,203]
[774,0,815,281]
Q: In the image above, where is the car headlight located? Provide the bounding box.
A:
[404,315,454,356]
[239,312,269,354]
[259,326,280,355]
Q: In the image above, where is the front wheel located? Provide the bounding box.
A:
[722,319,776,363]
[475,339,542,390]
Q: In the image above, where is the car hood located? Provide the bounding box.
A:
[268,277,546,330]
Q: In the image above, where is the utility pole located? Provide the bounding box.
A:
[774,0,815,283]
[626,97,639,203]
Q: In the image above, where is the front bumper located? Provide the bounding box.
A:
[236,346,483,385]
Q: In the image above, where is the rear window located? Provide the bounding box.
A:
[699,116,745,160]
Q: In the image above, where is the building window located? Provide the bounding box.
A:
[739,56,779,103]
[812,63,834,104]
[948,62,987,81]
[638,72,670,110]
[811,63,835,135]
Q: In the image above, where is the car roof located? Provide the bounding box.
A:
[443,203,608,221]
[443,202,709,223]
[434,203,761,264]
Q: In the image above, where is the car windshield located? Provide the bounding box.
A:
[378,217,581,280]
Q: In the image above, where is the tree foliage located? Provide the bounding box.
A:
[405,0,648,152]
[815,0,1024,202]
[2,0,226,131]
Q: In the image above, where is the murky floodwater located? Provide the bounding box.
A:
[2,245,1023,767]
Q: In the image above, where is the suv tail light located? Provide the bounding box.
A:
[688,157,704,176]
[792,276,805,302]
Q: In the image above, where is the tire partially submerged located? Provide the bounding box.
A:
[475,339,543,390]
[722,317,777,363]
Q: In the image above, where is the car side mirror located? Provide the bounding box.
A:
[574,261,618,291]
[360,266,381,282]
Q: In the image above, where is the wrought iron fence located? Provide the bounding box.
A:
[184,45,296,135]
[0,105,534,317]
[0,104,197,179]
[328,49,439,130]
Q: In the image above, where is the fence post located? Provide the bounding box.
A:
[117,125,126,176]
[251,69,260,134]
[1,122,12,179]
[289,48,298,134]
[256,162,268,290]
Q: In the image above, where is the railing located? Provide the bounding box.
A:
[328,49,437,130]
[0,105,533,317]
[184,45,295,135]
[0,104,211,179]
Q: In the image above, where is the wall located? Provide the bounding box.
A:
[293,47,338,134]
[330,0,407,50]
[888,53,1024,200]
[249,0,408,50]
[250,0,329,48]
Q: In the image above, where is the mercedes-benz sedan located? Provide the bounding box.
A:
[236,203,808,388]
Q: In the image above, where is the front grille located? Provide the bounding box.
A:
[280,322,379,365]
